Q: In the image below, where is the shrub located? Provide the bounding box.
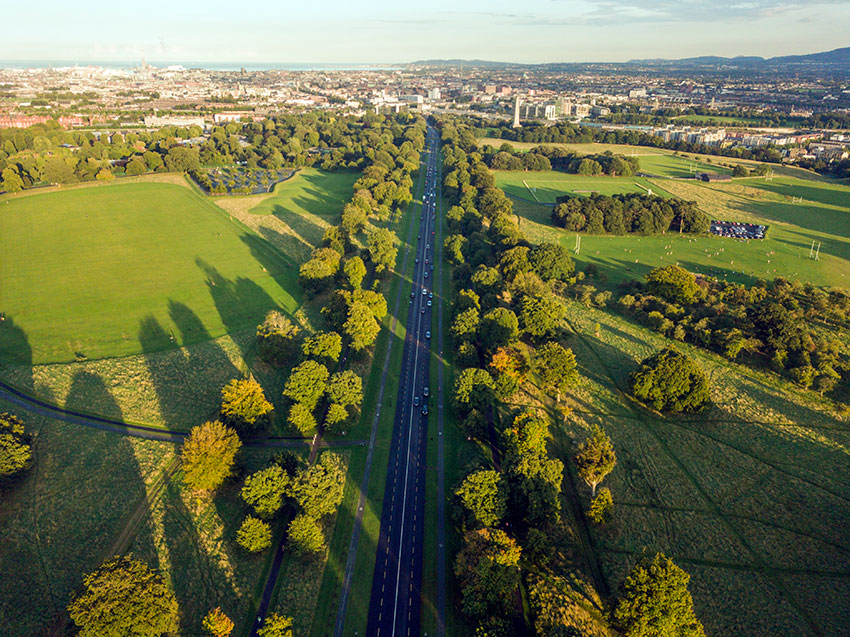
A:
[587,487,613,524]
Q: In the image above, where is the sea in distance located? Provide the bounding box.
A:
[0,60,400,71]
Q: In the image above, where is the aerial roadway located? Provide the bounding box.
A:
[366,126,440,637]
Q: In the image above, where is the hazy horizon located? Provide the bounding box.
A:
[2,0,848,66]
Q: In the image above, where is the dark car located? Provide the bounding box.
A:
[422,404,429,416]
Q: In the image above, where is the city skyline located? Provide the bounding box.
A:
[2,0,849,66]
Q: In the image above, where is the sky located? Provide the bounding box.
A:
[2,0,848,65]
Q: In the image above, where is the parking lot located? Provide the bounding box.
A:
[710,220,767,240]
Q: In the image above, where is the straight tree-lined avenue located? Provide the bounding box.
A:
[366,127,441,637]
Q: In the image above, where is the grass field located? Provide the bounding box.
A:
[510,173,850,289]
[637,153,730,178]
[495,171,670,202]
[0,180,303,365]
[477,137,830,183]
[0,398,177,637]
[673,114,765,126]
[212,168,358,265]
[548,300,850,636]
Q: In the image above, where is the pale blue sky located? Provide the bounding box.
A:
[2,0,848,64]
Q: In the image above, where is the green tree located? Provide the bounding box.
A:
[257,613,294,637]
[0,412,32,478]
[343,301,381,350]
[241,465,290,518]
[732,164,749,177]
[479,307,519,353]
[444,233,469,265]
[646,265,701,305]
[236,516,273,552]
[68,556,178,637]
[529,242,574,281]
[1,167,24,193]
[181,421,241,492]
[301,331,343,364]
[287,514,325,553]
[454,528,521,622]
[453,368,495,414]
[518,295,566,339]
[574,425,616,496]
[450,307,480,344]
[43,156,76,184]
[324,403,349,428]
[288,402,318,435]
[164,146,200,172]
[295,452,346,518]
[220,378,273,433]
[124,156,147,176]
[587,487,613,524]
[456,469,507,527]
[283,360,329,408]
[327,370,363,408]
[613,553,704,637]
[367,226,398,274]
[256,311,300,366]
[629,348,710,413]
[532,341,578,401]
[343,256,367,289]
[578,158,603,175]
[203,607,234,637]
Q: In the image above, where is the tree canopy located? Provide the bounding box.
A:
[574,426,616,496]
[68,555,178,637]
[181,421,241,492]
[236,516,273,552]
[456,469,507,528]
[0,412,32,478]
[629,348,710,412]
[220,378,273,433]
[613,553,704,637]
[646,265,702,305]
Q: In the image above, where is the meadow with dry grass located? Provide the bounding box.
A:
[517,299,850,635]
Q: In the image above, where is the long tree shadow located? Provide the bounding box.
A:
[138,308,239,431]
[196,257,288,354]
[5,372,154,636]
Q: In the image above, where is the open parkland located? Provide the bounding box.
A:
[0,129,849,636]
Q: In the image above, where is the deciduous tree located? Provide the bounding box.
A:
[574,426,616,496]
[181,421,241,492]
[287,514,324,554]
[220,378,273,433]
[68,556,178,637]
[236,516,272,552]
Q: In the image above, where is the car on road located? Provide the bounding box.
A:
[422,288,427,295]
[422,405,429,416]
[421,307,425,314]
[430,264,434,270]
[410,291,414,298]
[424,386,429,397]
[424,271,429,278]
[415,257,419,263]
[429,292,433,299]
[413,396,420,406]
[425,331,431,339]
[427,300,432,307]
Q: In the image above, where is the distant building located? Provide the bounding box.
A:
[629,88,647,99]
[144,114,205,128]
[427,88,441,101]
[213,111,255,124]
[512,96,521,128]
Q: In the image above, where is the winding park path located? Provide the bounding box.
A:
[0,378,362,449]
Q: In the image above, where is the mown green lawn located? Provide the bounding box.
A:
[248,168,359,218]
[510,174,850,290]
[494,171,668,202]
[637,153,730,178]
[0,181,303,365]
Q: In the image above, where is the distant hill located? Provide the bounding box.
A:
[410,48,850,70]
[627,47,850,67]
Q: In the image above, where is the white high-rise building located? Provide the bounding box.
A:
[427,88,441,101]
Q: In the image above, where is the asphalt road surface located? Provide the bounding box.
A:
[366,126,440,637]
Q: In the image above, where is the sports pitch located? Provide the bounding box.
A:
[494,171,672,202]
[0,180,302,364]
[512,174,850,289]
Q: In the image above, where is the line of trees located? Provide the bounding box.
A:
[0,111,426,194]
[615,266,850,394]
[552,192,710,235]
[482,142,640,177]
